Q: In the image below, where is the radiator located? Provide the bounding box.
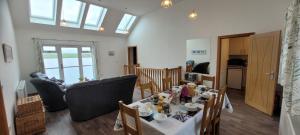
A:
[16,80,27,99]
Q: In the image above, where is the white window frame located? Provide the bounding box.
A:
[41,44,98,83]
[115,13,137,34]
[29,0,57,25]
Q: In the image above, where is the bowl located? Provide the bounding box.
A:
[153,113,168,123]
[185,103,201,112]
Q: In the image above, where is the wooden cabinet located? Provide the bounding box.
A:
[229,37,250,55]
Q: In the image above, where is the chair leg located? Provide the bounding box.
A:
[141,89,145,99]
[150,89,154,96]
[216,122,220,135]
[212,123,216,135]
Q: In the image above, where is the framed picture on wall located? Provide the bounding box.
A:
[2,44,13,63]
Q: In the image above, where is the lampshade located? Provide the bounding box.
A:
[161,0,173,8]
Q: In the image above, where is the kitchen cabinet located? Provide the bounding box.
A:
[229,37,250,55]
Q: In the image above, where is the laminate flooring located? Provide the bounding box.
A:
[41,89,279,135]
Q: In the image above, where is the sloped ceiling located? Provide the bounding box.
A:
[8,0,182,37]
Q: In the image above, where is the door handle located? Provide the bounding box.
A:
[265,71,275,80]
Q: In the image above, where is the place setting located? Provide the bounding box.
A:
[134,83,213,124]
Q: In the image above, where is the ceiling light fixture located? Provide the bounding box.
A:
[188,10,198,20]
[61,19,67,26]
[161,0,173,8]
[99,27,104,32]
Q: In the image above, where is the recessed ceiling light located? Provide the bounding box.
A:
[99,27,104,32]
[188,10,198,20]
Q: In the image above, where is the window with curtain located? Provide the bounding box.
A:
[41,45,97,84]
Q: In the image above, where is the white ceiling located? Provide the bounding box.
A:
[8,0,183,37]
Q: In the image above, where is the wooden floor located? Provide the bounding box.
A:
[41,89,279,135]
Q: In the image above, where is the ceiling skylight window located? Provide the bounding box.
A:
[60,0,86,28]
[84,4,108,31]
[29,0,57,25]
[116,14,137,34]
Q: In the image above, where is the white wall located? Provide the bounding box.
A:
[0,0,20,134]
[186,38,211,64]
[15,28,127,94]
[128,0,291,74]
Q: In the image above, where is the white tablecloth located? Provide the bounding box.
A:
[114,91,233,135]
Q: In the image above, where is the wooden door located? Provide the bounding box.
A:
[245,31,281,115]
[219,39,230,88]
[0,83,9,135]
[128,47,137,65]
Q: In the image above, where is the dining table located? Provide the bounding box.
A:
[113,85,233,135]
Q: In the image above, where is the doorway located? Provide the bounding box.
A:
[216,31,281,116]
[216,32,254,91]
[128,46,138,65]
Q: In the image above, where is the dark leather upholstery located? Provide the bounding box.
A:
[66,75,137,122]
[192,62,210,74]
[30,78,68,112]
[30,72,49,79]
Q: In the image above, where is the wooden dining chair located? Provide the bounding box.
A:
[201,75,215,89]
[186,64,193,72]
[212,86,227,135]
[118,101,142,135]
[162,77,172,90]
[140,81,155,99]
[200,94,216,135]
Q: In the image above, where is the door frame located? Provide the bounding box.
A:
[0,83,9,135]
[215,32,255,89]
[128,46,138,65]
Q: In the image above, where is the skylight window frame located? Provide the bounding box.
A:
[60,0,86,28]
[83,4,108,31]
[29,0,57,25]
[115,13,137,34]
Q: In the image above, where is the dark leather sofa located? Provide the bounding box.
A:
[66,75,137,122]
[30,72,68,112]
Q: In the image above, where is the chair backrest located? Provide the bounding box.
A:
[140,81,154,99]
[200,94,216,135]
[213,86,227,119]
[186,65,193,72]
[162,77,172,90]
[119,101,142,135]
[201,75,215,89]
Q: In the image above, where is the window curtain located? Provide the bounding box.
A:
[33,38,45,72]
[279,0,300,116]
[92,41,101,80]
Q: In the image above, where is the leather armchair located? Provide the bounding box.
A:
[30,78,68,112]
